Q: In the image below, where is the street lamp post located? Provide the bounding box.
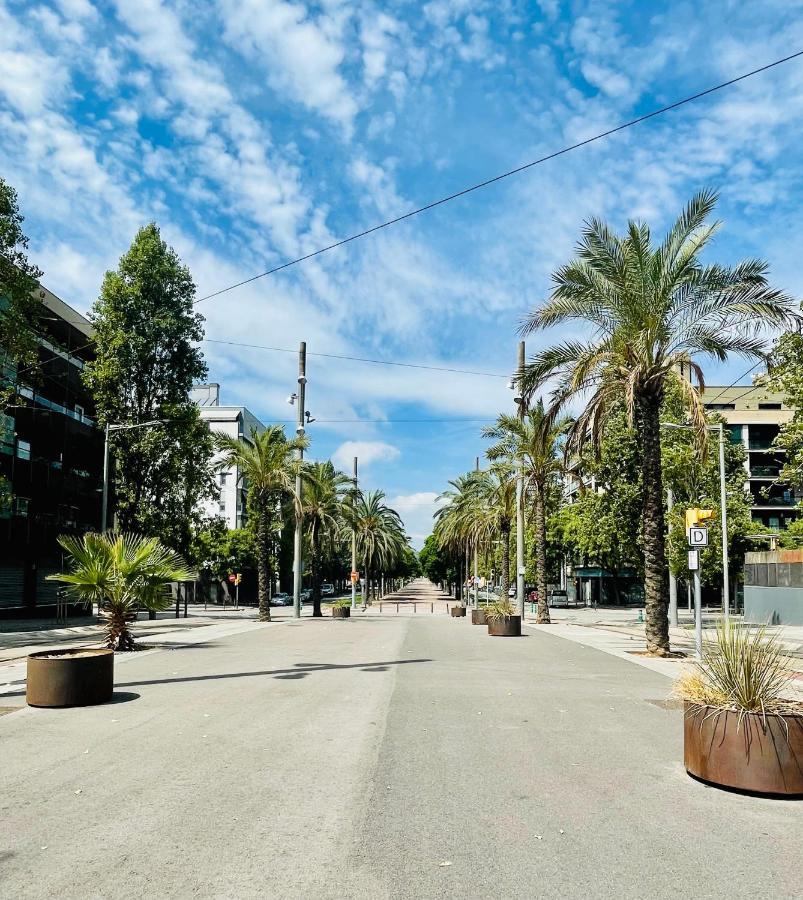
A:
[661,422,731,621]
[351,455,358,611]
[102,419,167,533]
[514,340,526,619]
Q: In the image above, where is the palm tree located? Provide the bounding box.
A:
[301,460,350,617]
[344,490,406,605]
[434,472,481,601]
[49,532,192,650]
[521,190,798,654]
[216,425,307,621]
[483,401,571,623]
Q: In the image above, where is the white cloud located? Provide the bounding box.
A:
[332,441,400,470]
[386,491,443,547]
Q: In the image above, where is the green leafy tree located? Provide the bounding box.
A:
[83,224,215,554]
[216,425,306,621]
[765,325,803,491]
[419,534,457,586]
[190,520,257,601]
[522,190,798,654]
[301,460,350,617]
[0,177,44,398]
[49,532,192,650]
[483,401,571,623]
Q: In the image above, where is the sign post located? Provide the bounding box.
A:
[685,510,713,659]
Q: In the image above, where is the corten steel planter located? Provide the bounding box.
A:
[331,607,351,619]
[27,648,114,708]
[684,702,803,797]
[487,615,521,637]
[451,606,466,617]
[471,608,487,625]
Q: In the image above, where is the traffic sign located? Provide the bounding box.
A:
[688,549,700,571]
[688,527,709,547]
[228,573,236,583]
[350,571,359,583]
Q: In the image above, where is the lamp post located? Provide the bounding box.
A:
[288,342,310,620]
[660,422,730,621]
[102,419,167,533]
[351,456,358,610]
[514,340,526,619]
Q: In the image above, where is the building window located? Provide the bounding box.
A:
[16,439,31,460]
[220,472,228,486]
[219,499,226,514]
[758,402,782,410]
[74,404,84,422]
[704,403,735,410]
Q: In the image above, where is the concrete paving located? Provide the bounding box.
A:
[1,580,800,899]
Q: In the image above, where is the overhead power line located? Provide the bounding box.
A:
[194,49,803,306]
[203,338,510,378]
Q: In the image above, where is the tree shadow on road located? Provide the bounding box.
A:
[116,658,432,688]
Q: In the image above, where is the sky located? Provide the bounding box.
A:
[2,0,803,546]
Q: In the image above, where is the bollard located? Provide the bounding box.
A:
[379,602,383,614]
[431,602,433,614]
[396,601,399,614]
[414,602,417,613]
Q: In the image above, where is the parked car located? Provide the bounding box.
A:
[321,583,335,597]
[270,592,292,606]
[301,588,312,603]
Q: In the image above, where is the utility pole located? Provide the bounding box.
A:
[717,424,730,621]
[351,456,358,610]
[474,456,479,608]
[667,488,678,627]
[515,340,526,619]
[101,422,110,533]
[292,342,306,619]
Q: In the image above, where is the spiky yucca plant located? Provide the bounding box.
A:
[49,532,193,650]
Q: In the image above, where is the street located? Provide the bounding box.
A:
[1,580,800,899]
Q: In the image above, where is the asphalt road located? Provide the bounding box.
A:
[1,580,800,899]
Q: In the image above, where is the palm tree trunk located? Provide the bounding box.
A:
[639,394,670,655]
[311,528,322,618]
[256,512,271,622]
[534,487,550,624]
[500,519,511,596]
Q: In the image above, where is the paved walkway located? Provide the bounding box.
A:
[1,579,800,898]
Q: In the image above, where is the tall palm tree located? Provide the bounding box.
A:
[49,532,192,650]
[344,490,406,604]
[521,190,798,654]
[434,472,481,601]
[483,401,571,623]
[216,425,307,621]
[301,460,350,617]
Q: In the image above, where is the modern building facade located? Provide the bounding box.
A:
[702,384,801,530]
[0,285,103,616]
[190,383,265,529]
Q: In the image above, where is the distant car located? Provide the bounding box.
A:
[301,588,312,603]
[321,582,335,597]
[270,592,292,606]
[508,587,516,598]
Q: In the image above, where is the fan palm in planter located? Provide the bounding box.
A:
[484,597,521,637]
[49,532,193,651]
[521,190,799,655]
[674,621,803,795]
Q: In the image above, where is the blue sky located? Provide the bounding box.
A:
[2,0,803,545]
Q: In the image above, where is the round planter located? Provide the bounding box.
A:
[451,606,466,617]
[471,608,487,625]
[684,702,803,796]
[331,606,351,619]
[27,648,114,708]
[487,615,521,637]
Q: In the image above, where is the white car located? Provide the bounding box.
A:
[270,592,292,606]
[321,583,335,597]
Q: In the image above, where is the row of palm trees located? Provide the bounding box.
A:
[436,191,800,655]
[217,424,409,621]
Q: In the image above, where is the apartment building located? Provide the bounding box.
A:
[0,285,103,616]
[702,384,800,530]
[191,383,265,529]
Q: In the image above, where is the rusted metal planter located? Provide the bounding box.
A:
[331,606,351,619]
[451,606,466,617]
[27,648,114,708]
[471,608,487,625]
[487,615,521,637]
[684,702,803,796]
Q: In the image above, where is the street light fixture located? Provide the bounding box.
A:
[660,421,731,622]
[102,419,168,533]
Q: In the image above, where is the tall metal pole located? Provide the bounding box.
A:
[101,422,110,533]
[693,568,703,658]
[351,456,358,610]
[667,488,678,627]
[473,456,479,608]
[292,342,306,619]
[718,424,730,622]
[515,341,526,619]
